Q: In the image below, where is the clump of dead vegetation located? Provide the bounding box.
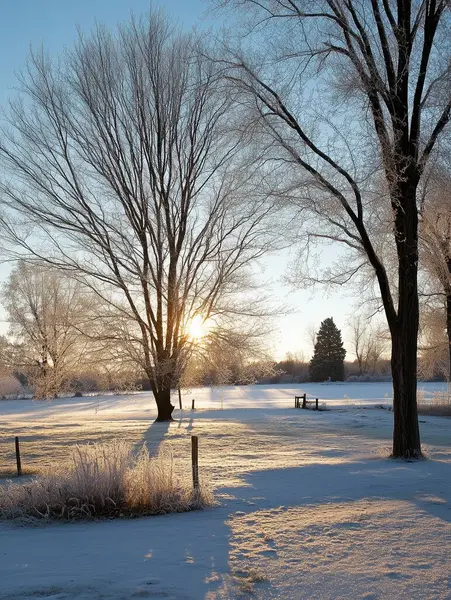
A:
[0,440,213,522]
[417,389,451,417]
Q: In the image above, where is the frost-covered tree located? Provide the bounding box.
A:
[349,315,387,376]
[419,170,451,379]
[310,318,346,382]
[2,262,93,398]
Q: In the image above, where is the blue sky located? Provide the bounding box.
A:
[0,0,210,105]
[0,0,362,360]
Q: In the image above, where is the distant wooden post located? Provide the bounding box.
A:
[178,387,182,410]
[295,396,298,408]
[302,394,307,409]
[191,398,195,410]
[15,436,22,476]
[191,435,199,489]
[315,398,319,410]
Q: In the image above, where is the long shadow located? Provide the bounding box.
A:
[0,495,234,600]
[136,411,195,457]
[137,419,174,456]
[220,456,451,525]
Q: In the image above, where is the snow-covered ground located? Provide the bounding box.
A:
[1,383,451,599]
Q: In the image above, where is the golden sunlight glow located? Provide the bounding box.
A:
[188,315,209,340]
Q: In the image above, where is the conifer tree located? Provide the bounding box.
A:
[310,318,346,382]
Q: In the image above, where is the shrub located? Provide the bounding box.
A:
[417,389,451,417]
[0,441,212,522]
[345,374,392,383]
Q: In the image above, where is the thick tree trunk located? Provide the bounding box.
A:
[391,328,421,458]
[390,183,421,458]
[154,388,175,422]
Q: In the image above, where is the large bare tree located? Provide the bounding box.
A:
[217,0,451,457]
[0,12,274,419]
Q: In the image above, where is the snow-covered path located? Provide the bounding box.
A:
[1,385,451,599]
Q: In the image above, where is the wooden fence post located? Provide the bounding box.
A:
[315,398,319,410]
[191,398,195,410]
[302,394,307,409]
[15,436,22,476]
[178,387,182,410]
[191,435,199,489]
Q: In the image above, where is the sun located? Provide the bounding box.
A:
[188,315,209,340]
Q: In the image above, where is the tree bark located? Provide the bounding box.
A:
[391,329,421,458]
[390,184,421,458]
[446,291,451,381]
[154,388,175,422]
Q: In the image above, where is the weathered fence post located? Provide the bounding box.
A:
[315,398,319,410]
[302,394,307,409]
[178,387,182,410]
[191,398,195,410]
[15,436,22,476]
[191,435,199,489]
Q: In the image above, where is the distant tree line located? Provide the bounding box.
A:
[0,267,443,400]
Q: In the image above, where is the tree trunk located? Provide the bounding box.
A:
[447,291,451,381]
[154,388,175,422]
[391,328,421,458]
[390,184,421,458]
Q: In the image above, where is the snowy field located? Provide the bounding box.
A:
[1,382,451,599]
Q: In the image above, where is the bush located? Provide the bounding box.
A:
[417,389,451,417]
[0,375,26,399]
[345,374,392,382]
[0,441,213,522]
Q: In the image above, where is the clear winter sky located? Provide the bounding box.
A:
[0,0,363,360]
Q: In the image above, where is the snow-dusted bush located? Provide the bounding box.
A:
[345,374,392,383]
[0,441,212,521]
[0,375,25,399]
[417,389,451,417]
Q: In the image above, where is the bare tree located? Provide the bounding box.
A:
[217,0,451,457]
[1,262,93,398]
[0,12,275,419]
[306,324,318,352]
[419,170,451,378]
[349,315,387,375]
[418,304,448,379]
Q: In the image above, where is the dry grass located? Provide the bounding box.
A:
[0,467,38,479]
[0,440,213,522]
[418,389,451,417]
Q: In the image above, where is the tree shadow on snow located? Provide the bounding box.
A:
[219,456,451,525]
[136,419,173,456]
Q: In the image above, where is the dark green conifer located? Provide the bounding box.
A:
[310,317,346,381]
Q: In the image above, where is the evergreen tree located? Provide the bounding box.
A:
[310,318,346,382]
